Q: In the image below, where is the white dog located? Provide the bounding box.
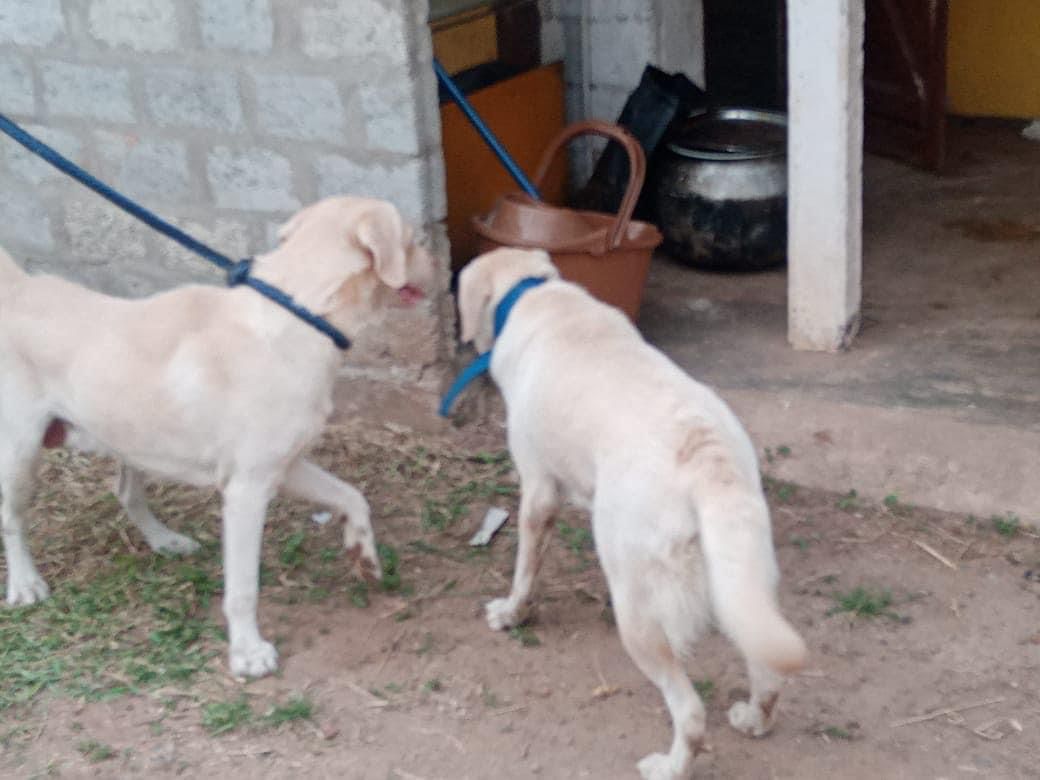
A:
[0,196,430,678]
[454,248,807,779]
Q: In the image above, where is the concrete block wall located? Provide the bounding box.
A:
[0,0,452,396]
[540,0,704,183]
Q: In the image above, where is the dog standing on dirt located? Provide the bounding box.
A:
[0,196,430,678]
[454,248,807,780]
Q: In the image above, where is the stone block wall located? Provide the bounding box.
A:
[0,0,451,398]
[539,0,704,183]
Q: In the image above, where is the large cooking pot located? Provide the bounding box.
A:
[653,108,787,271]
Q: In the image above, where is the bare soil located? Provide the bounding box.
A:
[2,420,1039,779]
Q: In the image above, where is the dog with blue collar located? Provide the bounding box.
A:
[443,247,806,780]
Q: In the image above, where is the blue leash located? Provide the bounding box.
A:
[439,276,547,416]
[0,113,349,350]
[434,59,541,201]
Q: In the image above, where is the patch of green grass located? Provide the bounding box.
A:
[420,496,469,532]
[827,587,896,619]
[693,678,715,702]
[836,490,859,511]
[775,482,796,503]
[393,608,415,622]
[992,512,1020,537]
[423,678,443,693]
[558,522,594,556]
[319,546,339,564]
[790,535,812,552]
[263,695,313,727]
[202,697,253,735]
[508,625,541,648]
[347,582,370,608]
[421,477,518,532]
[821,725,853,740]
[76,739,115,763]
[0,551,222,711]
[378,543,402,592]
[469,451,511,466]
[279,530,307,569]
[883,493,913,516]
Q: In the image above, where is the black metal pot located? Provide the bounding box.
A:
[653,108,787,272]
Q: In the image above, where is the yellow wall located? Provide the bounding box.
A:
[947,0,1040,117]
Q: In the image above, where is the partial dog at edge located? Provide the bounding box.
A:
[0,196,431,678]
[455,247,807,780]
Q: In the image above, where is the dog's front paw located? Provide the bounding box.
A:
[485,597,524,631]
[148,529,201,557]
[6,573,50,606]
[344,521,381,584]
[229,639,279,678]
[637,752,681,780]
[728,700,773,737]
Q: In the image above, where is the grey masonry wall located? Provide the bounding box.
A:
[539,0,704,182]
[0,0,452,399]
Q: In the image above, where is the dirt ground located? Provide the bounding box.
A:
[1,419,1038,779]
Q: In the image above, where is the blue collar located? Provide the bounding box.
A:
[439,276,548,417]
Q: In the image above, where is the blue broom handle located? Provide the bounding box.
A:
[434,58,542,200]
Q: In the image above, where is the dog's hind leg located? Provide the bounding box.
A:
[116,463,200,555]
[610,575,706,780]
[485,474,557,630]
[281,458,380,583]
[1,424,49,605]
[728,659,783,737]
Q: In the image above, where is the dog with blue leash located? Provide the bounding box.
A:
[444,247,806,780]
[0,196,430,678]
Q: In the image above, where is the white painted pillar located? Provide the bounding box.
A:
[786,0,864,351]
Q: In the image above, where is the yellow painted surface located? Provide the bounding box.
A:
[947,0,1040,117]
[432,10,497,75]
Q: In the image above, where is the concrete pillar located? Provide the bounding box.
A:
[786,0,863,351]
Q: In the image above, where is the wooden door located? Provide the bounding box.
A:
[864,0,949,171]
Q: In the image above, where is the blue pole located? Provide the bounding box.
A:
[434,58,542,200]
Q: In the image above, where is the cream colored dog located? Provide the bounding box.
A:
[0,196,430,678]
[456,248,807,780]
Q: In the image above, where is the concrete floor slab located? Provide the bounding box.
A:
[639,119,1040,520]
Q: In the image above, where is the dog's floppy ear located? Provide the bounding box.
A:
[458,260,493,346]
[354,201,409,289]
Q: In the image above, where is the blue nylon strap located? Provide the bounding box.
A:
[439,276,547,417]
[0,112,349,350]
[438,351,491,417]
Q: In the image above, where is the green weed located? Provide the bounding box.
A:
[693,678,715,702]
[263,695,314,727]
[508,625,541,648]
[202,697,252,735]
[76,739,115,763]
[836,490,859,511]
[828,587,896,619]
[558,522,594,556]
[992,513,1020,537]
[279,530,307,569]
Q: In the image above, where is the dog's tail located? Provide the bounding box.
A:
[687,450,807,675]
[0,245,25,287]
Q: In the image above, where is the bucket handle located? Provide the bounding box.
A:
[531,120,647,252]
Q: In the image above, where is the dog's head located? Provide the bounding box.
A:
[258,197,433,335]
[457,248,559,353]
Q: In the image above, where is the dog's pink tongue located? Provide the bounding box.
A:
[398,284,424,305]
